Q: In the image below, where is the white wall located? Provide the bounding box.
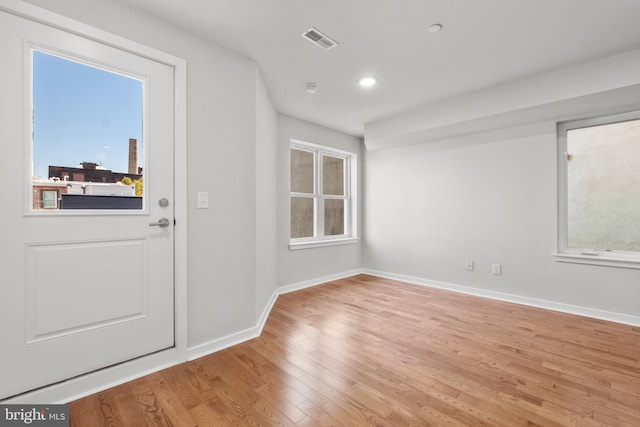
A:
[364,121,640,319]
[277,115,364,286]
[364,47,640,322]
[22,0,278,348]
[255,71,278,317]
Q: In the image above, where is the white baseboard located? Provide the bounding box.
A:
[187,326,262,361]
[188,268,365,361]
[2,269,364,404]
[364,269,640,327]
[8,268,638,404]
[2,348,178,404]
[276,269,365,295]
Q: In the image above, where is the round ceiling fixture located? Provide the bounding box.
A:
[428,23,443,33]
[358,76,377,88]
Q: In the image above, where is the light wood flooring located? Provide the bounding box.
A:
[70,274,640,426]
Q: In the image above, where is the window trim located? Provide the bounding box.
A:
[289,139,358,249]
[27,44,149,215]
[555,110,640,269]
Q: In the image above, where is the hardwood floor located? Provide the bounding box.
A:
[70,274,640,426]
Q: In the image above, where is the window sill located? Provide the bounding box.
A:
[553,252,640,269]
[289,237,359,251]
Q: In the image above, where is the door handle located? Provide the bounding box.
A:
[149,218,170,228]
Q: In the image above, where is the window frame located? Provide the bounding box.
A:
[27,44,147,215]
[289,139,358,250]
[41,190,59,209]
[555,110,640,269]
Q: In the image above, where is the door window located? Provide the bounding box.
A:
[31,49,144,210]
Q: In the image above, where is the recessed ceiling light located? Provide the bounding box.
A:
[428,23,443,33]
[305,82,317,94]
[358,76,377,88]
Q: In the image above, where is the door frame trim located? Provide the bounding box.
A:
[0,0,188,403]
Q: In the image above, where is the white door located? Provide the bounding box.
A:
[0,11,175,399]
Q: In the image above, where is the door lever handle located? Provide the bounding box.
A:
[149,218,170,228]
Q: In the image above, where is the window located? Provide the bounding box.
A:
[290,140,357,249]
[556,110,640,268]
[42,191,58,209]
[31,48,144,211]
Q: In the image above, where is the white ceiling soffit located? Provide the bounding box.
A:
[364,49,640,151]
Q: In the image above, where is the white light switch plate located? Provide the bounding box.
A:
[197,191,209,209]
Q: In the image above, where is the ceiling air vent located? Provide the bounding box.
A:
[301,27,338,51]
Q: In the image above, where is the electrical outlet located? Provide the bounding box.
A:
[492,264,502,275]
[465,260,474,271]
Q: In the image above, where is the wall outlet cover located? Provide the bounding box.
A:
[492,264,502,275]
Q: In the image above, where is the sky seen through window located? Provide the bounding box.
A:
[32,50,143,180]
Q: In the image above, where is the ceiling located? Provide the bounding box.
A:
[118,0,640,137]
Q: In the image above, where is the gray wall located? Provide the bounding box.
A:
[255,72,278,318]
[23,0,279,348]
[363,47,640,322]
[277,115,364,286]
[364,121,640,317]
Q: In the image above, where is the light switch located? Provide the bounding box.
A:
[197,191,209,209]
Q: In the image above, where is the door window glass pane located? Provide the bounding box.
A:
[31,50,144,210]
[324,199,345,236]
[290,149,314,194]
[322,155,344,196]
[291,197,314,238]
